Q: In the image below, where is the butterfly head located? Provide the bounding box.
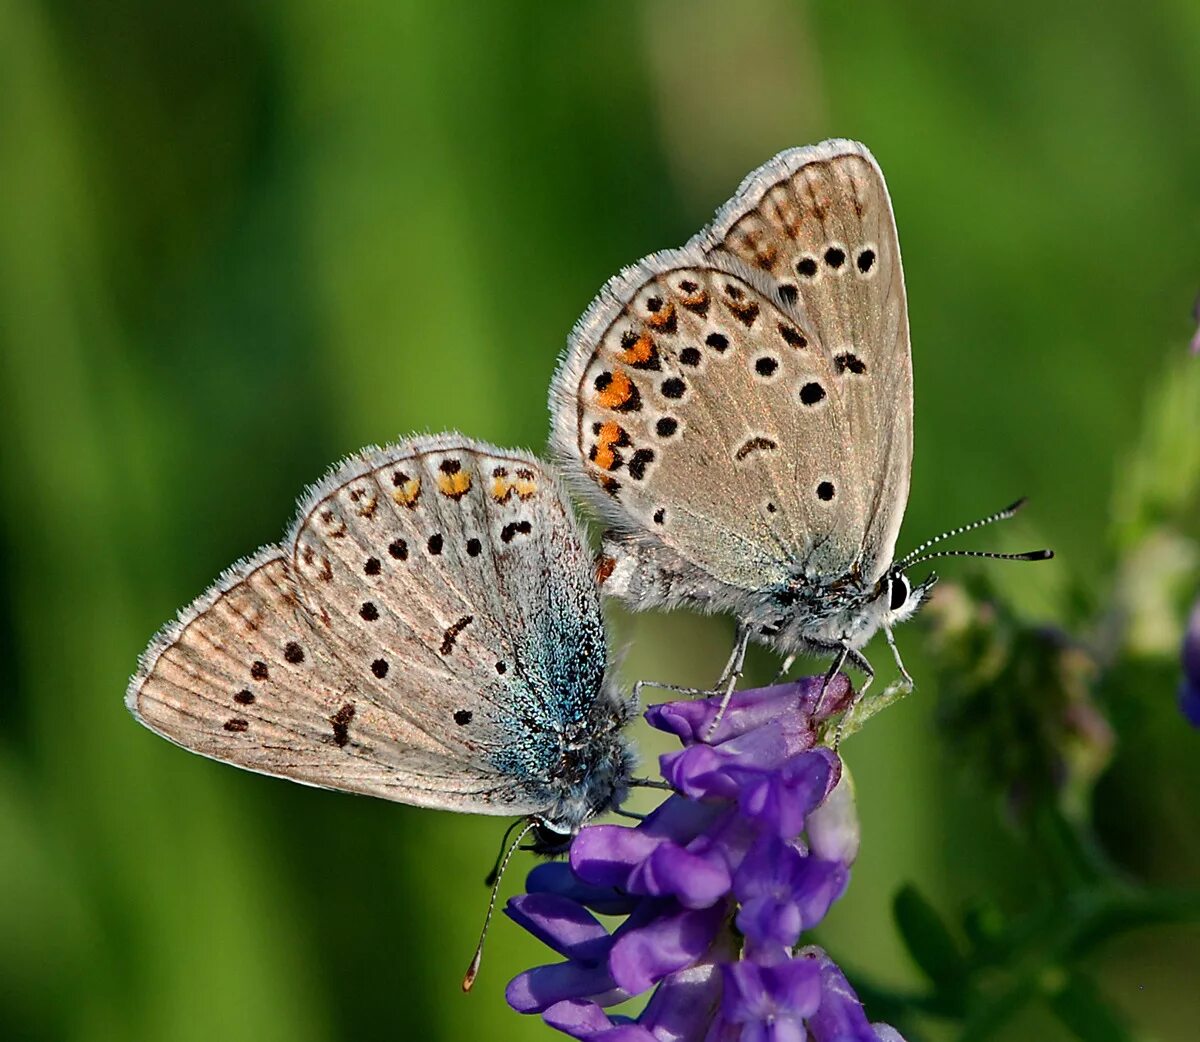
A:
[877,568,939,628]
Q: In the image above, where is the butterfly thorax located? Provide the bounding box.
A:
[519,684,637,835]
[598,531,933,663]
[752,575,890,655]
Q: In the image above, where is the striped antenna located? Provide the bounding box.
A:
[897,498,1029,569]
[462,818,538,992]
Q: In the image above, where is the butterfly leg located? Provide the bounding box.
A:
[815,643,851,716]
[883,625,914,691]
[702,626,752,743]
[715,624,752,688]
[845,647,875,696]
[633,678,719,703]
[630,777,674,791]
[631,624,752,705]
[771,653,798,684]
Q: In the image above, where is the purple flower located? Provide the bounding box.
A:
[505,676,906,1042]
[1181,598,1200,728]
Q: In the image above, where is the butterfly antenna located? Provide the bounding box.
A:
[903,547,1054,570]
[897,498,1029,569]
[483,817,527,888]
[462,818,538,993]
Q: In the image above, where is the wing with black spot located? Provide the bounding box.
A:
[127,436,613,817]
[700,139,912,582]
[550,247,861,590]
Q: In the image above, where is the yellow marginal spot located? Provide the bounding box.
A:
[513,467,538,500]
[596,370,635,410]
[391,476,421,507]
[619,332,655,366]
[491,467,516,503]
[437,470,472,499]
[593,422,625,471]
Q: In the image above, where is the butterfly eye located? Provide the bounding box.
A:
[888,574,910,612]
[531,819,574,852]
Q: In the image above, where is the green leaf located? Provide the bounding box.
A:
[1045,971,1135,1042]
[893,884,968,994]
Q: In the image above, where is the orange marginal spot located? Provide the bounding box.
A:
[592,421,628,471]
[437,470,472,499]
[646,301,676,330]
[754,244,779,271]
[391,476,421,508]
[595,555,616,585]
[619,332,656,366]
[596,370,635,410]
[679,287,709,314]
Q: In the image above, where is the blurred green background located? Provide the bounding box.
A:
[2,2,1198,1040]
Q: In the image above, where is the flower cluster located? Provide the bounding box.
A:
[505,677,906,1041]
[1181,598,1200,728]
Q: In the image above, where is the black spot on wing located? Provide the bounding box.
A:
[441,615,474,655]
[330,703,355,747]
[735,437,779,461]
[501,520,533,543]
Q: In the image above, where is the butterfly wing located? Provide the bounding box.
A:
[550,247,864,590]
[127,436,609,817]
[699,139,912,583]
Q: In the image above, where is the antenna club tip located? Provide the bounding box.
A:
[462,953,482,993]
[1033,548,1054,560]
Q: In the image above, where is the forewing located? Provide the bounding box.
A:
[288,436,609,795]
[699,139,912,581]
[550,247,863,590]
[127,549,520,810]
[128,436,608,818]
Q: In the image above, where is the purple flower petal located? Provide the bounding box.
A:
[1184,600,1200,682]
[1181,681,1200,728]
[640,792,728,843]
[597,1028,661,1042]
[721,956,822,1030]
[526,861,638,916]
[572,826,669,888]
[733,833,849,934]
[646,678,848,747]
[505,893,613,962]
[803,948,882,1042]
[543,998,618,1038]
[660,744,741,799]
[543,1001,664,1042]
[628,840,732,908]
[1181,601,1200,729]
[609,902,728,994]
[507,959,627,1014]
[506,679,887,1041]
[635,962,724,1042]
[735,750,839,837]
[737,895,803,947]
[807,771,861,866]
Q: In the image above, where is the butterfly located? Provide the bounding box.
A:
[126,434,635,853]
[549,139,1050,699]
